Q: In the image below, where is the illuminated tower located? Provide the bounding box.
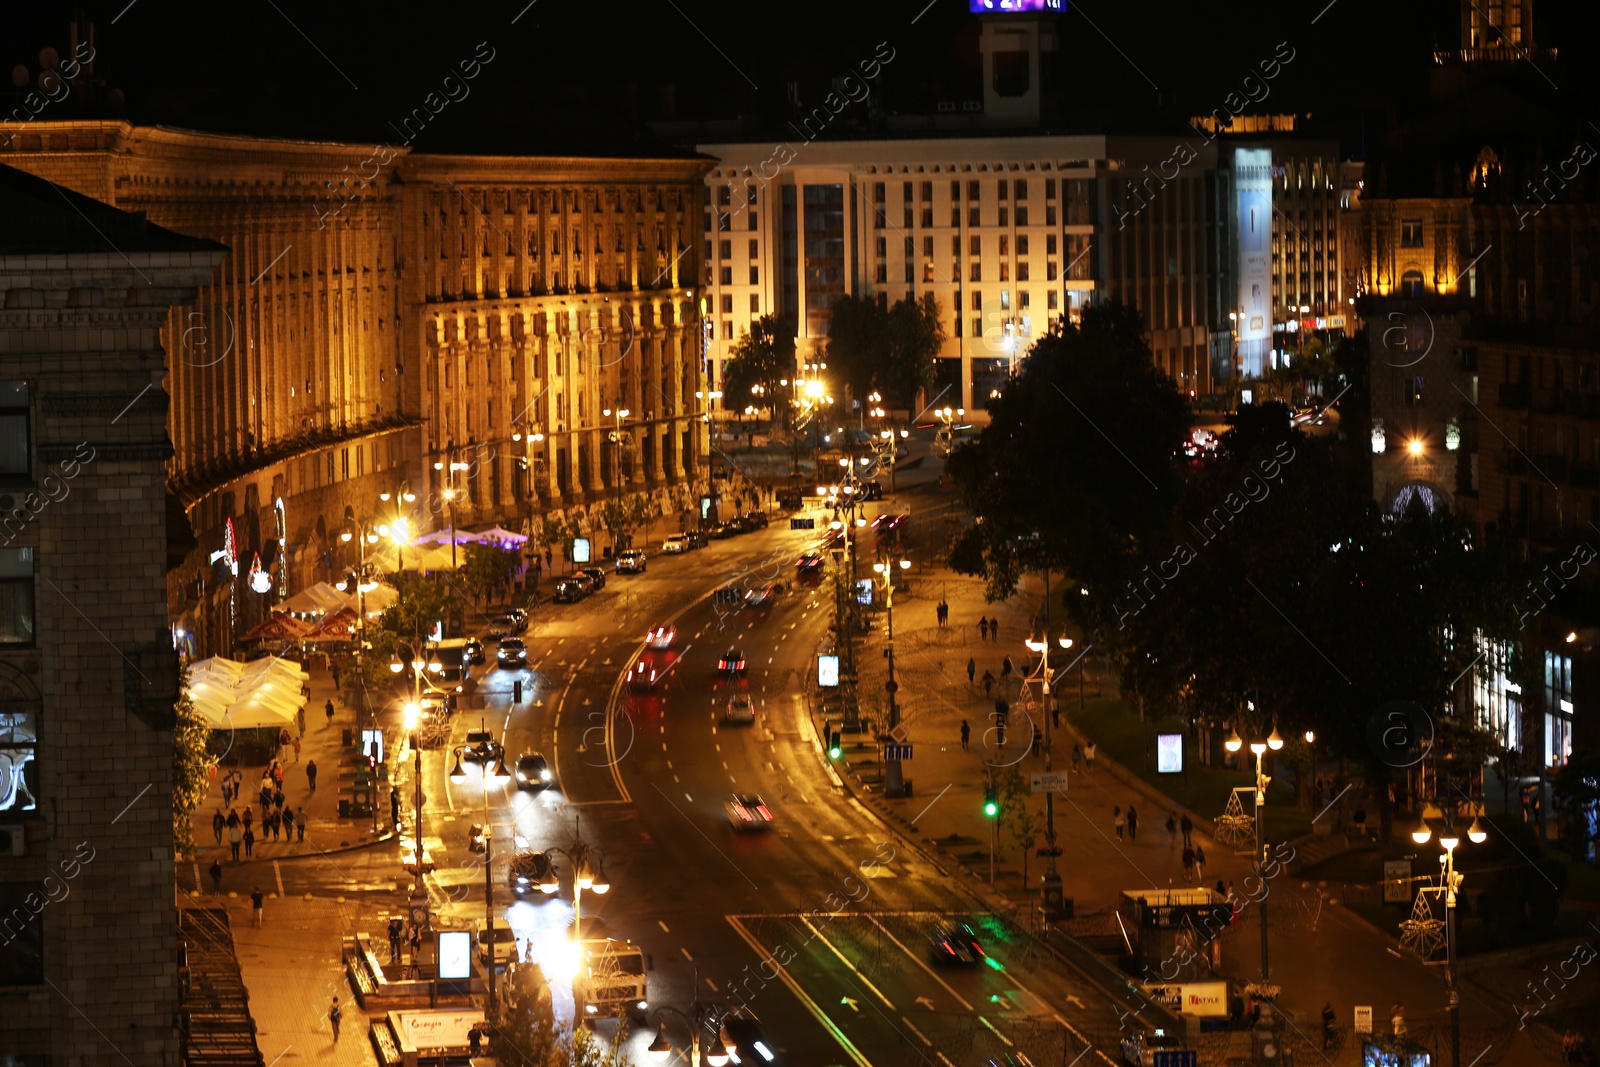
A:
[975,2,1061,129]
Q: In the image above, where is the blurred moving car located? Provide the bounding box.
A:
[508,849,557,895]
[628,658,662,689]
[615,549,648,573]
[495,637,527,668]
[928,922,986,965]
[725,793,773,830]
[723,1016,779,1064]
[718,648,747,675]
[662,534,690,554]
[1119,1029,1184,1067]
[463,638,485,665]
[486,615,518,639]
[724,693,755,724]
[514,751,551,790]
[645,625,677,649]
[462,727,504,764]
[744,583,784,608]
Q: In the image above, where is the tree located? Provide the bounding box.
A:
[995,765,1047,884]
[462,543,520,607]
[494,962,640,1066]
[946,300,1190,606]
[171,669,212,860]
[723,315,797,424]
[884,293,945,408]
[599,492,654,550]
[824,294,890,404]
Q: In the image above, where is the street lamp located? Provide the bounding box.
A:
[1225,715,1283,982]
[872,554,911,797]
[603,407,632,551]
[393,639,445,945]
[541,825,612,1020]
[647,972,735,1067]
[1413,814,1486,1067]
[1023,571,1075,917]
[450,749,511,1015]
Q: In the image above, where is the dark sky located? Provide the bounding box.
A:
[4,0,1597,152]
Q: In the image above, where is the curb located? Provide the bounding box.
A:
[192,828,401,866]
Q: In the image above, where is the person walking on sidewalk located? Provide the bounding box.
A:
[306,760,318,793]
[242,826,255,859]
[329,997,343,1041]
[1165,812,1178,849]
[212,809,225,846]
[295,807,308,842]
[1182,844,1196,881]
[209,859,223,893]
[990,618,999,643]
[388,918,404,963]
[1180,814,1193,848]
[978,616,989,642]
[228,823,242,862]
[1084,742,1097,774]
[1322,1001,1337,1049]
[1126,805,1139,841]
[1072,743,1083,774]
[1001,655,1013,678]
[1194,844,1206,879]
[250,886,264,927]
[242,805,253,836]
[297,705,306,737]
[1113,806,1126,841]
[981,670,995,698]
[1390,1001,1406,1039]
[324,698,335,727]
[292,736,301,763]
[966,657,976,686]
[960,720,970,751]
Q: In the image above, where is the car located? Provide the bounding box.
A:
[685,529,709,550]
[795,553,825,573]
[551,578,589,603]
[662,534,690,554]
[718,648,746,675]
[627,658,663,689]
[476,920,518,964]
[462,638,485,665]
[723,1016,780,1065]
[510,607,529,630]
[928,922,985,966]
[419,691,455,719]
[711,521,741,539]
[724,693,755,724]
[871,513,909,532]
[463,727,504,765]
[725,793,773,830]
[615,549,648,574]
[495,637,527,668]
[743,511,770,529]
[817,528,845,550]
[859,481,884,501]
[486,615,517,639]
[508,850,557,895]
[514,751,552,790]
[579,567,608,590]
[1119,1029,1183,1067]
[744,583,784,608]
[645,625,677,650]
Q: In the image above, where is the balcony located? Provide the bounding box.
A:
[1496,382,1529,408]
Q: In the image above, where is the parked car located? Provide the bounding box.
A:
[724,693,756,724]
[1119,1029,1184,1067]
[725,793,774,830]
[662,534,690,554]
[743,511,770,529]
[579,567,608,590]
[552,577,591,603]
[495,637,527,669]
[711,521,740,540]
[718,648,747,676]
[486,615,518,639]
[615,549,647,573]
[685,529,709,550]
[476,921,518,964]
[509,850,557,895]
[514,751,552,790]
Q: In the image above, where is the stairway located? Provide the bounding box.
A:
[179,906,264,1067]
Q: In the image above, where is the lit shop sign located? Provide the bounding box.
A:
[970,0,1063,9]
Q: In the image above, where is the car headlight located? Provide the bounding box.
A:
[637,1000,648,1010]
[540,770,552,781]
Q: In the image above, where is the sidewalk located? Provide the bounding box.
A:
[186,661,397,892]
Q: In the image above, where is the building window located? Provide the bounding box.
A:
[1401,219,1423,247]
[719,240,731,258]
[1046,181,1056,200]
[968,180,981,201]
[748,239,758,258]
[971,291,983,311]
[951,180,961,201]
[748,213,757,231]
[921,181,933,202]
[0,548,34,645]
[0,383,29,480]
[1020,290,1030,308]
[903,181,913,202]
[1045,206,1056,226]
[970,263,981,282]
[0,699,37,815]
[1016,207,1029,226]
[718,213,730,232]
[749,294,761,313]
[969,207,980,227]
[903,206,914,229]
[1017,236,1029,256]
[921,209,933,228]
[1401,270,1424,298]
[722,321,734,340]
[1048,290,1059,310]
[1018,262,1030,282]
[876,263,888,283]
[1000,262,1009,282]
[904,263,915,283]
[971,317,982,338]
[720,267,732,285]
[746,184,757,207]
[1001,290,1011,311]
[923,236,935,258]
[1014,180,1027,200]
[749,266,759,284]
[1404,376,1425,405]
[970,235,982,258]
[998,182,1008,202]
[876,236,887,258]
[1046,235,1057,255]
[1047,261,1058,281]
[721,295,733,314]
[999,235,1009,256]
[874,182,885,205]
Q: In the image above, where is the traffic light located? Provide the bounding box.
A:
[983,784,999,818]
[828,729,842,760]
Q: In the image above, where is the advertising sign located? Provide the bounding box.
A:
[396,1007,480,1048]
[1142,981,1229,1018]
[970,0,1063,9]
[437,931,473,980]
[1383,859,1414,903]
[1156,733,1184,774]
[572,537,591,564]
[818,655,840,687]
[360,728,384,765]
[855,579,875,605]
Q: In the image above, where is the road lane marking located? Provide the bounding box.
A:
[725,917,874,1067]
[548,657,589,799]
[658,921,670,933]
[802,917,895,1010]
[980,1016,1014,1046]
[274,861,284,897]
[900,1016,933,1045]
[680,947,694,962]
[864,915,973,1011]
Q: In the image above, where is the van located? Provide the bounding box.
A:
[476,921,518,964]
[579,938,648,1020]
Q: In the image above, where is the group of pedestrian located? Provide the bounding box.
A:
[935,600,950,628]
[1069,742,1097,775]
[1112,805,1139,841]
[976,616,1001,642]
[1181,842,1208,880]
[213,802,308,860]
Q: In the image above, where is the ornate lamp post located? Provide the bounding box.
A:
[872,553,910,797]
[1225,714,1284,982]
[1023,571,1073,916]
[647,973,735,1067]
[392,639,444,939]
[539,826,611,1020]
[449,741,511,1014]
[1413,813,1486,1067]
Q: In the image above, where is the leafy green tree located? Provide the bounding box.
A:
[824,294,890,404]
[599,492,655,550]
[171,670,212,860]
[995,765,1047,884]
[946,300,1190,605]
[723,315,797,424]
[884,293,945,408]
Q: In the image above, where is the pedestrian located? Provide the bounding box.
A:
[981,670,995,697]
[1113,806,1126,841]
[1182,845,1196,881]
[409,924,422,964]
[469,1023,483,1055]
[324,699,335,726]
[220,777,232,807]
[960,720,970,751]
[212,809,226,846]
[1165,812,1178,850]
[226,807,240,830]
[1127,805,1139,841]
[259,782,271,809]
[242,805,253,835]
[1180,813,1193,848]
[1072,743,1083,773]
[978,616,989,642]
[242,826,255,858]
[1031,724,1042,758]
[1314,776,1325,810]
[297,706,306,737]
[1390,1001,1406,1038]
[250,886,264,927]
[273,787,285,813]
[1215,879,1227,898]
[388,917,404,963]
[390,786,402,830]
[1194,844,1206,878]
[331,664,341,691]
[1322,1002,1336,1049]
[306,760,318,793]
[292,736,301,763]
[295,807,307,842]
[1001,655,1013,677]
[209,859,223,893]
[1083,742,1097,774]
[967,657,976,686]
[228,823,242,862]
[271,762,284,789]
[990,618,999,643]
[329,996,343,1041]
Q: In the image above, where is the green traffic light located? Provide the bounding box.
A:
[829,744,842,759]
[984,799,998,817]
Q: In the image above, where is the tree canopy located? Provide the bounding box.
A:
[722,314,797,423]
[824,293,946,409]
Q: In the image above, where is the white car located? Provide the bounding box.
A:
[662,534,690,554]
[475,921,518,964]
[645,625,677,650]
[725,793,773,831]
[724,693,755,724]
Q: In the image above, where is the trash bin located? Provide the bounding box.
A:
[338,799,352,819]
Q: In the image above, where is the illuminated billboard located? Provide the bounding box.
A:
[970,0,1063,9]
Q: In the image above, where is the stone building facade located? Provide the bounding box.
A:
[0,162,225,1064]
[0,123,711,656]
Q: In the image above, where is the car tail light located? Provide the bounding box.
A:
[737,806,752,821]
[756,805,772,820]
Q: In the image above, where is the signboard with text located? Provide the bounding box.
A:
[1029,771,1069,793]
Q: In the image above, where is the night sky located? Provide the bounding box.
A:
[5,0,1598,152]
